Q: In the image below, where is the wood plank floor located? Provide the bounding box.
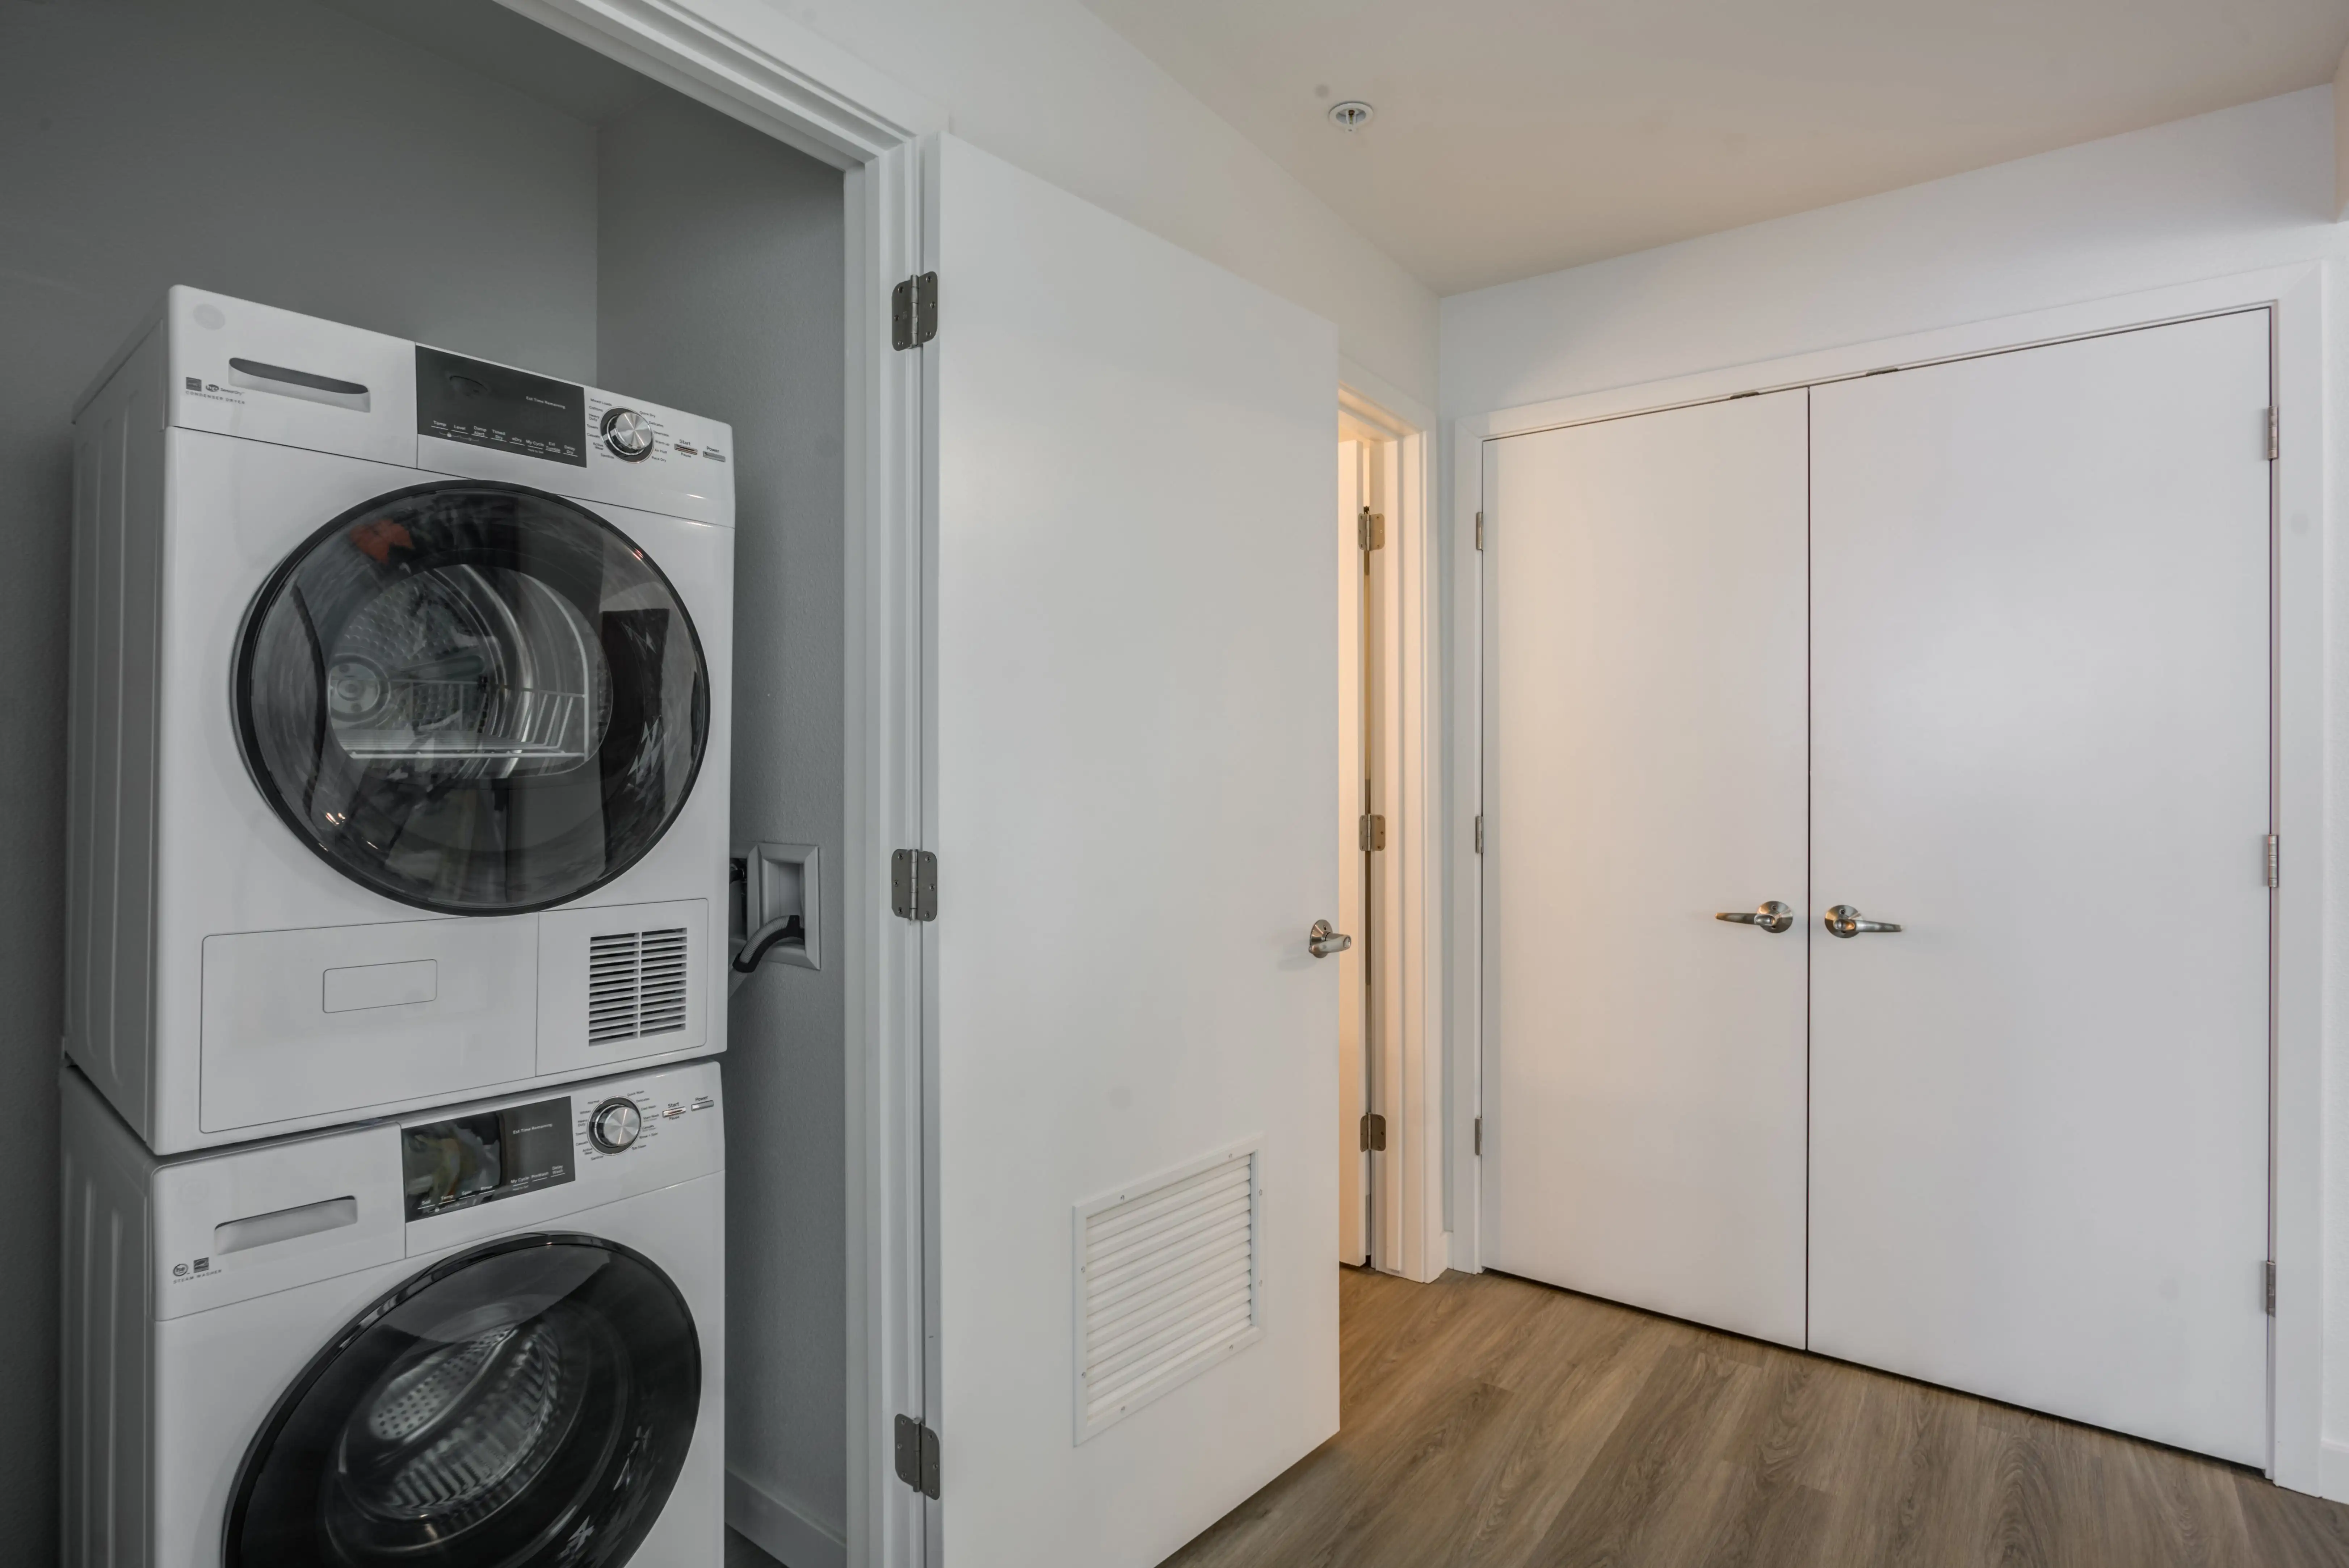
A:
[1160,1267,2349,1568]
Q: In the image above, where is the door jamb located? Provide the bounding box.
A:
[1451,263,2323,1494]
[491,2,941,1560]
[1340,371,1446,1283]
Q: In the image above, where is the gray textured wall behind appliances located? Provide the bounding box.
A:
[597,95,850,1559]
[0,1,597,1553]
[0,0,847,1556]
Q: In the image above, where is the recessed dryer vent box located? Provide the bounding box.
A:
[734,842,820,971]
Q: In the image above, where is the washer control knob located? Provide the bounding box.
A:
[589,1097,642,1153]
[600,406,655,461]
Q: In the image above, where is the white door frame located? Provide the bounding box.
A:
[1340,371,1447,1283]
[1450,263,2322,1493]
[492,3,938,1562]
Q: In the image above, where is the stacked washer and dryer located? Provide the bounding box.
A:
[62,288,738,1568]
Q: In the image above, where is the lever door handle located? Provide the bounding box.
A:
[1309,919,1352,958]
[1714,900,1794,934]
[1824,904,1903,938]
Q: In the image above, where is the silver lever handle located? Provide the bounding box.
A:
[1824,904,1903,938]
[1309,919,1353,958]
[1714,900,1794,934]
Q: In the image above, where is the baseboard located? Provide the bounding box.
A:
[727,1467,848,1568]
[2319,1439,2349,1504]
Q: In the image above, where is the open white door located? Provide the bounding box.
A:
[925,135,1341,1568]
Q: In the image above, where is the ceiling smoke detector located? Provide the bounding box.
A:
[1327,101,1374,133]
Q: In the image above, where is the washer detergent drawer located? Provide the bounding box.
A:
[201,918,537,1132]
[150,1120,404,1322]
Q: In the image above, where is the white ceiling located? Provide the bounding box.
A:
[1080,0,2349,297]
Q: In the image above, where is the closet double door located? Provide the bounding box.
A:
[1479,311,2273,1466]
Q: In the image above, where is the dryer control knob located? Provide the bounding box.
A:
[589,1097,643,1153]
[601,406,655,461]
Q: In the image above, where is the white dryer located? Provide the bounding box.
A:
[68,288,735,1152]
[62,1056,724,1568]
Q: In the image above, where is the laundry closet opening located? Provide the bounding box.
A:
[5,0,847,1561]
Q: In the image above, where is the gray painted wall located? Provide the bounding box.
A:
[0,0,602,1551]
[0,0,846,1555]
[597,96,850,1556]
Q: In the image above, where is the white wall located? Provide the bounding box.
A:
[1442,88,2342,420]
[596,93,853,1566]
[1440,83,2349,1485]
[779,0,1438,410]
[0,0,606,1557]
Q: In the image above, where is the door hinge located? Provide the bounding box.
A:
[1474,815,1484,855]
[1474,510,1484,551]
[891,272,938,350]
[2266,834,2280,888]
[2264,1260,2277,1315]
[1473,1115,1482,1156]
[1358,506,1384,552]
[894,1414,941,1498]
[1359,813,1386,852]
[891,849,938,921]
[2266,406,2279,462]
[1359,1112,1387,1152]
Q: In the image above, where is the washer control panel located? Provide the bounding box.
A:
[401,1094,575,1221]
[225,1059,733,1268]
[570,1071,720,1167]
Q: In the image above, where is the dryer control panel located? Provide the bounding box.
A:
[415,346,588,467]
[413,343,734,526]
[126,287,734,529]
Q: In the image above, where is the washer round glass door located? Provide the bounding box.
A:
[237,481,709,914]
[226,1235,701,1568]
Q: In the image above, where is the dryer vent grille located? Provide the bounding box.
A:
[587,928,689,1044]
[1074,1142,1262,1442]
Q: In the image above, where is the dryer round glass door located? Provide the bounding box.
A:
[236,480,710,914]
[225,1235,701,1568]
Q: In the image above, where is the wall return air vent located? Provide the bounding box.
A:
[587,926,689,1044]
[1072,1138,1263,1442]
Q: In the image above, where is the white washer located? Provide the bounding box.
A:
[61,1055,724,1568]
[67,288,736,1153]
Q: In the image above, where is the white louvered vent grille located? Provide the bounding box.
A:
[1075,1142,1262,1442]
[587,932,640,1043]
[638,928,688,1035]
[587,927,689,1044]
